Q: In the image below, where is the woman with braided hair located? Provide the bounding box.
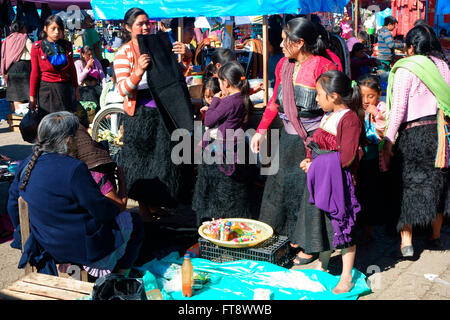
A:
[7,112,144,276]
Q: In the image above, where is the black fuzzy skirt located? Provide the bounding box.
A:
[391,121,450,231]
[257,128,308,240]
[290,183,355,253]
[118,104,182,206]
[5,60,31,102]
[192,160,257,226]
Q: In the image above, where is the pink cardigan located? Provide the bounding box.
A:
[385,56,450,143]
[74,58,106,86]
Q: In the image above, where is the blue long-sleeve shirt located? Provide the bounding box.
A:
[8,153,122,267]
[377,26,403,61]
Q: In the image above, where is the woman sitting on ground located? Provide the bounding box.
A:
[7,111,144,276]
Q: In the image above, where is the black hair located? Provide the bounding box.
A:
[440,29,448,37]
[351,42,365,57]
[405,24,448,66]
[169,17,195,41]
[383,16,398,27]
[268,15,283,30]
[201,77,220,106]
[413,19,428,27]
[11,20,26,33]
[40,15,65,40]
[284,17,333,62]
[203,63,218,83]
[122,7,148,43]
[268,27,283,55]
[310,14,322,25]
[112,31,118,37]
[357,73,382,94]
[217,61,253,125]
[316,70,365,144]
[211,48,237,67]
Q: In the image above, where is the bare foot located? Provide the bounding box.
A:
[332,276,354,294]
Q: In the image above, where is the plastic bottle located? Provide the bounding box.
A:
[181,253,193,298]
[144,271,163,300]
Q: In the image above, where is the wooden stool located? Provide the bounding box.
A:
[0,273,94,300]
[18,196,88,282]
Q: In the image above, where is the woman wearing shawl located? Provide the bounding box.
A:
[381,25,450,258]
[29,15,78,119]
[0,20,32,115]
[250,17,337,265]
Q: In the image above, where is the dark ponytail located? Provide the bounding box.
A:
[121,7,148,44]
[317,70,366,144]
[19,144,43,191]
[40,15,65,40]
[217,61,253,125]
[284,17,333,62]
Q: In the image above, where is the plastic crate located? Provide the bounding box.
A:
[199,235,290,266]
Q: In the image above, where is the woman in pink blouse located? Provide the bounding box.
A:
[382,25,450,258]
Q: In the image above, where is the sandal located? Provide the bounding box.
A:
[292,253,319,265]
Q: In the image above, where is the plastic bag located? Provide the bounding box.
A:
[91,273,148,300]
[19,109,41,143]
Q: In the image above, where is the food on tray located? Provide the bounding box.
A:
[202,218,261,243]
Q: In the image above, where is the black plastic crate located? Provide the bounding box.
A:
[199,235,290,266]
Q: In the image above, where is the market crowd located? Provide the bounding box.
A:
[0,8,449,295]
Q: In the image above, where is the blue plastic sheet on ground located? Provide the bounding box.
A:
[136,252,372,300]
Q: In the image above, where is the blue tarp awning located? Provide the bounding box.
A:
[436,0,450,15]
[90,0,350,20]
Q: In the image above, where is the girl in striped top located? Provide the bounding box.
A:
[113,8,185,220]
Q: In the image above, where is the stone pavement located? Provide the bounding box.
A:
[0,120,449,300]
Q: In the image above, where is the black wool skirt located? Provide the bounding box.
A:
[291,184,355,253]
[5,60,31,102]
[37,80,74,117]
[257,128,308,241]
[391,120,450,231]
[118,103,182,207]
[192,145,258,226]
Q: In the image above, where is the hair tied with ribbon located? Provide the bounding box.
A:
[240,76,246,81]
[351,80,358,88]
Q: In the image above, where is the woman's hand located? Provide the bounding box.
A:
[135,54,151,77]
[381,138,394,158]
[253,82,264,93]
[200,106,209,115]
[29,96,37,111]
[250,132,264,154]
[172,41,191,59]
[85,58,94,70]
[365,104,378,116]
[299,158,312,173]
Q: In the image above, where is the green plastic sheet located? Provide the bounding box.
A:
[137,252,372,300]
